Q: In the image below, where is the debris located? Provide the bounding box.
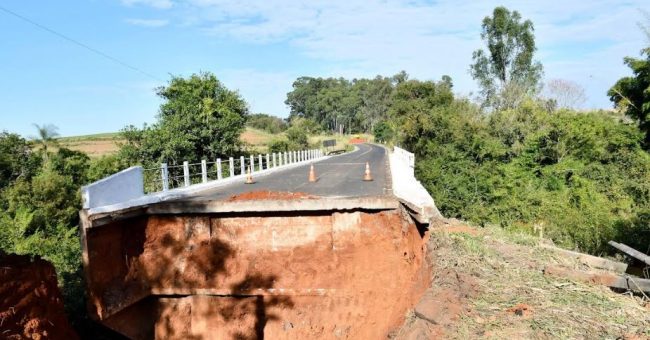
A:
[608,241,650,266]
[506,303,533,317]
[543,265,650,293]
[540,244,628,273]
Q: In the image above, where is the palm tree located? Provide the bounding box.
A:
[31,123,60,155]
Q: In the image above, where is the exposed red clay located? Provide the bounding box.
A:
[227,190,316,201]
[0,253,78,340]
[83,206,431,339]
[349,138,367,144]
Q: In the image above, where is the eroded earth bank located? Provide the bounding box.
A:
[81,198,432,339]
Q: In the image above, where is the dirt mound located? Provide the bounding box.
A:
[0,252,78,339]
[227,190,316,201]
[349,138,367,144]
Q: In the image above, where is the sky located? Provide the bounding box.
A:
[0,0,648,137]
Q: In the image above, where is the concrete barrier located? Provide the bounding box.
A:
[389,146,442,222]
[81,166,144,209]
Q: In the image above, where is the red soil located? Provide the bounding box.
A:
[227,190,316,201]
[83,208,431,339]
[0,253,78,340]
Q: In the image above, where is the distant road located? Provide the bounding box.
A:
[186,143,389,201]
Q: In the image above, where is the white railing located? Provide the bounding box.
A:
[142,149,325,194]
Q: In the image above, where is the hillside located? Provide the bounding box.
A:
[396,221,650,339]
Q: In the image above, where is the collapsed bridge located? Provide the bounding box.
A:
[80,144,441,339]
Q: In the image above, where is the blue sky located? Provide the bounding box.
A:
[0,0,648,137]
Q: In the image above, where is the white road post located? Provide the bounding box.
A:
[266,154,270,169]
[229,157,235,177]
[284,152,287,165]
[240,156,245,175]
[258,154,263,171]
[183,161,190,187]
[161,163,169,191]
[201,160,208,183]
[250,155,255,173]
[272,153,277,167]
[216,158,223,180]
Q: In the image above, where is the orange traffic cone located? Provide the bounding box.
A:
[363,162,373,181]
[245,166,255,184]
[308,163,317,182]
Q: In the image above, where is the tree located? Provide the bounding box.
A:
[608,47,650,149]
[544,78,587,110]
[31,124,60,154]
[119,72,249,165]
[470,6,543,110]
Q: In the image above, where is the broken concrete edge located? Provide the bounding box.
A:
[82,196,400,228]
[84,153,334,215]
[388,146,443,222]
[81,166,143,209]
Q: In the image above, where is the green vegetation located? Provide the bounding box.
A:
[119,72,249,166]
[247,113,288,134]
[608,47,650,148]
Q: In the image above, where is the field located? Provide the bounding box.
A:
[57,132,123,157]
[59,128,374,157]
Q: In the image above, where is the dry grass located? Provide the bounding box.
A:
[426,224,650,339]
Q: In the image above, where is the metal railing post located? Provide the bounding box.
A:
[229,157,235,177]
[183,161,190,187]
[216,158,223,180]
[161,163,169,191]
[201,160,208,183]
[240,156,245,175]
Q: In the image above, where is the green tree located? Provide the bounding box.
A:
[0,132,42,189]
[120,72,249,165]
[470,6,543,110]
[608,47,650,148]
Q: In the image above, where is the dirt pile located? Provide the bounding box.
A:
[227,190,316,201]
[0,252,78,340]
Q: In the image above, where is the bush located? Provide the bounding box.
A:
[247,113,288,134]
[268,139,290,153]
[285,126,309,150]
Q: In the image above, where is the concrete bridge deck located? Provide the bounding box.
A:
[181,143,390,201]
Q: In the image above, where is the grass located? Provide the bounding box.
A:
[423,223,650,339]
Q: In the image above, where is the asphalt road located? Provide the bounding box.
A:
[188,143,389,201]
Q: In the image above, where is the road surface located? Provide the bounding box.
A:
[187,143,389,201]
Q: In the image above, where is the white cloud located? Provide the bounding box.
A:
[125,18,170,27]
[123,0,650,109]
[121,0,173,9]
